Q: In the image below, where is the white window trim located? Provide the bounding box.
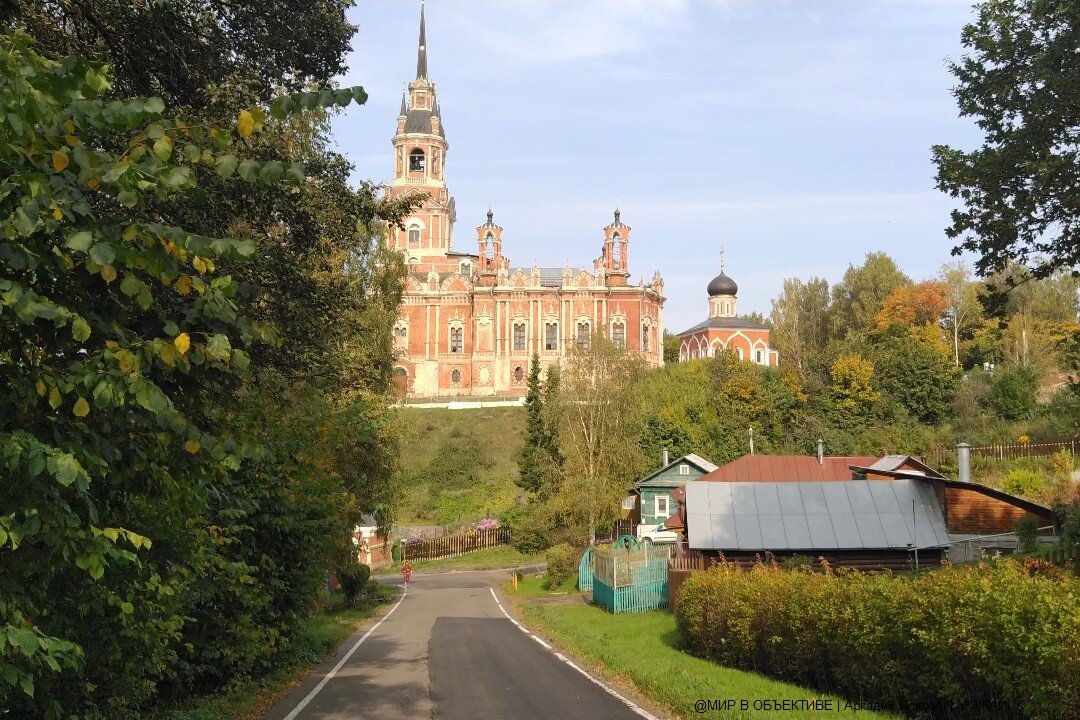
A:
[679,464,689,476]
[654,495,669,518]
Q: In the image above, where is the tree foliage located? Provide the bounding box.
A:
[0,23,407,717]
[933,0,1080,277]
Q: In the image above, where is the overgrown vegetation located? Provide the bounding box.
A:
[676,560,1080,720]
[1,4,410,716]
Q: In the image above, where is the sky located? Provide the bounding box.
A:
[332,0,985,333]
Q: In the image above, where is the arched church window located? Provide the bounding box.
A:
[450,368,461,384]
[612,322,625,348]
[755,349,764,364]
[576,322,590,349]
[408,256,419,264]
[736,348,744,361]
[513,366,524,383]
[408,224,420,246]
[450,327,463,353]
[513,322,526,352]
[409,148,426,172]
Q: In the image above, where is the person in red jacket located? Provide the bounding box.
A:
[401,561,413,587]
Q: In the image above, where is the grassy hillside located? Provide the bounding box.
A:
[394,406,525,526]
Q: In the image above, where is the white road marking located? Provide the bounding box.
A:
[487,587,659,720]
[283,587,408,720]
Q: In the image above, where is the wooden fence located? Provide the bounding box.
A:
[401,527,510,562]
[930,439,1077,468]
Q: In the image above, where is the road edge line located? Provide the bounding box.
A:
[487,587,659,720]
[282,586,408,720]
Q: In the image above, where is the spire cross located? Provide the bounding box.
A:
[720,247,726,273]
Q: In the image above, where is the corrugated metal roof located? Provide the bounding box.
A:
[700,455,879,483]
[684,480,950,551]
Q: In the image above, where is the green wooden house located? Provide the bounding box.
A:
[630,453,717,528]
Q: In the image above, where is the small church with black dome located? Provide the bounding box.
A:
[676,255,778,366]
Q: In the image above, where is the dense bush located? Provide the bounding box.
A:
[338,564,372,607]
[991,366,1039,420]
[503,504,553,555]
[676,560,1080,719]
[544,544,577,590]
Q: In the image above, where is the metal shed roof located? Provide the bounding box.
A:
[685,479,950,551]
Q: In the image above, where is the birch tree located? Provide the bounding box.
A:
[549,335,646,544]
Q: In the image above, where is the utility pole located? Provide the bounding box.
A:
[748,426,755,455]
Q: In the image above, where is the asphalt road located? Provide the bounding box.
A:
[263,569,652,720]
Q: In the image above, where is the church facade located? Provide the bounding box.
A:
[676,259,778,365]
[386,6,665,398]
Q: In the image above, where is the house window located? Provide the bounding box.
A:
[755,349,764,364]
[450,327,463,353]
[612,321,625,348]
[513,366,524,383]
[545,323,558,351]
[409,148,426,172]
[655,495,669,518]
[408,225,420,246]
[679,464,689,476]
[576,321,590,348]
[513,322,526,351]
[450,368,461,384]
[642,324,650,352]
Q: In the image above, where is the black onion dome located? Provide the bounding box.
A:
[707,271,738,297]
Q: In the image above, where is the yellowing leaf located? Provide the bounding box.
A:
[236,109,254,139]
[184,440,201,454]
[192,256,207,274]
[122,225,137,242]
[64,134,78,147]
[100,265,117,283]
[64,120,75,134]
[86,178,100,190]
[72,397,90,418]
[158,342,178,367]
[115,350,137,374]
[174,332,191,355]
[52,151,69,172]
[175,274,192,296]
[36,379,46,397]
[52,207,63,220]
[49,387,62,409]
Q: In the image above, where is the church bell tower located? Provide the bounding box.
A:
[387,2,457,267]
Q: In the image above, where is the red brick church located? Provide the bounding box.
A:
[676,254,778,365]
[386,6,666,397]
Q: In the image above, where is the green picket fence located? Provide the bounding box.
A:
[590,536,670,613]
[577,546,593,592]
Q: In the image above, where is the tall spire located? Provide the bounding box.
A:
[399,92,408,116]
[416,1,428,79]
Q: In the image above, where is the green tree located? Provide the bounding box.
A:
[830,252,911,337]
[548,336,646,544]
[990,366,1039,420]
[829,354,880,421]
[872,333,961,424]
[933,0,1080,277]
[939,261,984,367]
[770,276,831,378]
[663,330,680,364]
[517,354,560,496]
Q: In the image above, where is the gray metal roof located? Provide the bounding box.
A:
[685,479,950,551]
[510,267,589,287]
[868,455,913,472]
[677,316,770,335]
[635,454,718,488]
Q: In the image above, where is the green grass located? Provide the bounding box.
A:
[406,545,542,572]
[508,571,579,596]
[154,584,399,720]
[394,406,524,525]
[512,598,902,720]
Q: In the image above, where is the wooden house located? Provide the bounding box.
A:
[626,453,717,529]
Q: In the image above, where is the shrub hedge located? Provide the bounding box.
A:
[545,544,577,590]
[675,560,1080,720]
